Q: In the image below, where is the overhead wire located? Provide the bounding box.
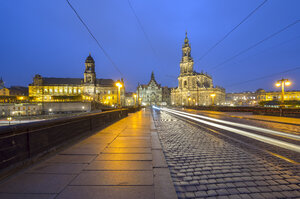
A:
[66,0,123,77]
[195,0,268,64]
[224,66,300,88]
[127,0,161,67]
[209,20,300,71]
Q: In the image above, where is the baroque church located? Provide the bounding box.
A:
[137,72,171,106]
[29,54,125,106]
[171,33,225,106]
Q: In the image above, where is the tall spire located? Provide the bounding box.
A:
[151,71,155,80]
[184,32,189,47]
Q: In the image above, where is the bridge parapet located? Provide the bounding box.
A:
[0,109,130,177]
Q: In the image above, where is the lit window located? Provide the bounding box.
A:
[44,89,48,93]
[64,88,67,93]
[59,89,63,93]
[74,89,77,93]
[49,89,53,93]
[69,89,72,93]
[78,89,81,94]
[54,89,58,93]
[108,90,111,94]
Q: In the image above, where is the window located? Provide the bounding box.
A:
[108,90,111,94]
[78,89,81,94]
[49,89,53,93]
[59,88,63,93]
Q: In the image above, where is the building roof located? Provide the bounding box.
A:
[96,79,115,86]
[41,77,115,86]
[42,77,83,85]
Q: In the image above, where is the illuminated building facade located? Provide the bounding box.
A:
[256,89,300,102]
[171,33,225,106]
[226,92,258,106]
[29,54,125,106]
[137,72,170,106]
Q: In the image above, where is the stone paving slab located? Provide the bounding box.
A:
[0,173,75,193]
[71,171,153,185]
[109,140,151,148]
[56,186,154,199]
[102,147,152,154]
[26,163,88,174]
[46,155,96,164]
[85,161,152,171]
[95,153,153,161]
[0,193,56,199]
[60,145,107,155]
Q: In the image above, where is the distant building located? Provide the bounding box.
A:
[1,103,42,117]
[171,33,225,106]
[0,77,10,96]
[256,89,300,102]
[28,54,125,106]
[9,86,28,96]
[137,72,171,106]
[226,91,258,106]
[124,92,136,107]
[225,89,300,106]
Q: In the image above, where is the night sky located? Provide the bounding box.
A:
[1,0,300,92]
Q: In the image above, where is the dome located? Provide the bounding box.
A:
[85,53,95,63]
[256,88,265,93]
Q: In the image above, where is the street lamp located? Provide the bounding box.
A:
[133,93,137,107]
[188,97,191,106]
[275,78,291,103]
[115,81,123,108]
[7,117,12,125]
[210,93,216,106]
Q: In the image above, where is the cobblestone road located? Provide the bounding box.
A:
[153,110,300,199]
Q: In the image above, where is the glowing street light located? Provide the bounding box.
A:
[115,80,123,108]
[210,93,216,106]
[7,117,12,125]
[133,93,137,107]
[275,78,291,103]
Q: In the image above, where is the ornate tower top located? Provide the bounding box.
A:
[85,53,95,64]
[84,53,96,84]
[183,32,190,48]
[151,71,155,80]
[180,32,194,75]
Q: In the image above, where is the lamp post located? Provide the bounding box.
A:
[133,93,137,107]
[115,81,123,108]
[210,93,216,106]
[188,97,191,107]
[7,117,12,125]
[275,78,291,104]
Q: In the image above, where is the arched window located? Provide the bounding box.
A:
[184,81,187,88]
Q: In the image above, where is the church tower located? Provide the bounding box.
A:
[84,53,96,85]
[180,32,194,75]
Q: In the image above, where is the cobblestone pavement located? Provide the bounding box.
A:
[153,110,300,199]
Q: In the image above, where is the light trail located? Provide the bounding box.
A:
[161,108,300,153]
[164,108,300,141]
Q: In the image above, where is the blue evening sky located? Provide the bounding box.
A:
[0,0,299,92]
